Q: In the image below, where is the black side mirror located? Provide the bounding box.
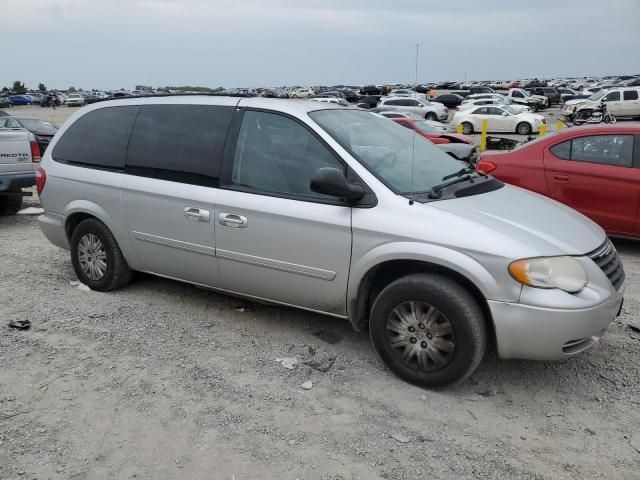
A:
[310,167,365,201]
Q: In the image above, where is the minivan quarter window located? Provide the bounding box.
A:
[52,106,139,169]
[230,110,345,199]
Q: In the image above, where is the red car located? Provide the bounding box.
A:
[477,124,640,238]
[391,117,473,145]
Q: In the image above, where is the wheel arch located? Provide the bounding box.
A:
[347,245,499,342]
[64,201,115,242]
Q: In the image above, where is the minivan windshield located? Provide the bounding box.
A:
[310,109,466,194]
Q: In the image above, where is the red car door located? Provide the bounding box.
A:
[543,133,640,236]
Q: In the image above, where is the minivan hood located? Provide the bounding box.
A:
[431,184,605,256]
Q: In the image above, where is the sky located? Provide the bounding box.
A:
[2,0,640,90]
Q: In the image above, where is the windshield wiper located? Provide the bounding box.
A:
[441,166,476,181]
[427,168,482,199]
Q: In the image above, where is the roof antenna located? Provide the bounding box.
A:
[409,43,419,205]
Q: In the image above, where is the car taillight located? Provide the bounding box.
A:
[36,167,46,195]
[30,140,41,162]
[476,160,497,174]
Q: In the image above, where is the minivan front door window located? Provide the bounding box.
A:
[232,110,345,199]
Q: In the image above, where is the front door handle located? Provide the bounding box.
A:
[184,207,210,222]
[553,174,570,182]
[218,212,248,228]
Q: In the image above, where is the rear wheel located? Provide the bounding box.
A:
[461,122,474,135]
[70,218,132,291]
[572,110,591,126]
[369,273,487,388]
[425,112,438,121]
[516,122,532,135]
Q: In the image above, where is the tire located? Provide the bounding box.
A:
[425,112,438,121]
[572,111,590,126]
[461,122,474,135]
[0,195,23,216]
[369,273,487,388]
[70,218,132,291]
[516,122,532,135]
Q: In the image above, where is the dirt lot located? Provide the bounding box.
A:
[1,192,640,480]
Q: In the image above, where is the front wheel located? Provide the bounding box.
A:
[461,122,474,135]
[369,273,487,388]
[70,218,133,291]
[572,110,590,126]
[425,112,438,121]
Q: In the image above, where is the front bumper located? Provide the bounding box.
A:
[489,287,624,360]
[0,172,36,192]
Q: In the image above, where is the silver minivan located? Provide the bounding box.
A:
[37,96,625,387]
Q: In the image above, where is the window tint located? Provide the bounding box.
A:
[570,135,633,166]
[407,99,420,107]
[512,91,524,98]
[603,91,620,102]
[473,107,488,115]
[385,99,401,106]
[52,106,139,169]
[623,90,639,101]
[397,121,414,130]
[231,110,344,199]
[125,104,233,185]
[3,118,20,128]
[550,140,571,159]
[486,107,503,115]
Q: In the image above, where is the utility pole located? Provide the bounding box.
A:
[415,44,419,85]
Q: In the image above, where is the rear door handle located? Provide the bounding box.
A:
[184,207,210,222]
[218,212,248,228]
[553,174,570,182]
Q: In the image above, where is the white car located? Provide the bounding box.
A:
[388,89,426,98]
[375,111,449,131]
[309,97,349,106]
[65,94,85,107]
[458,98,530,113]
[290,88,315,99]
[562,88,640,118]
[451,105,545,135]
[375,96,448,121]
[464,93,508,102]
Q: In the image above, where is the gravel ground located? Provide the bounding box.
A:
[1,192,640,480]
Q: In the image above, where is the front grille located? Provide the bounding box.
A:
[588,240,625,291]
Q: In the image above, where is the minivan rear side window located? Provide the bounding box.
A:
[125,104,234,186]
[52,106,139,169]
[623,90,639,101]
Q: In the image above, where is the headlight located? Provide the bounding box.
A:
[508,256,587,293]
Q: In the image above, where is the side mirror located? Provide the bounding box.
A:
[502,112,509,116]
[310,167,365,201]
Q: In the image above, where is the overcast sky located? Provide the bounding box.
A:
[2,0,640,90]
